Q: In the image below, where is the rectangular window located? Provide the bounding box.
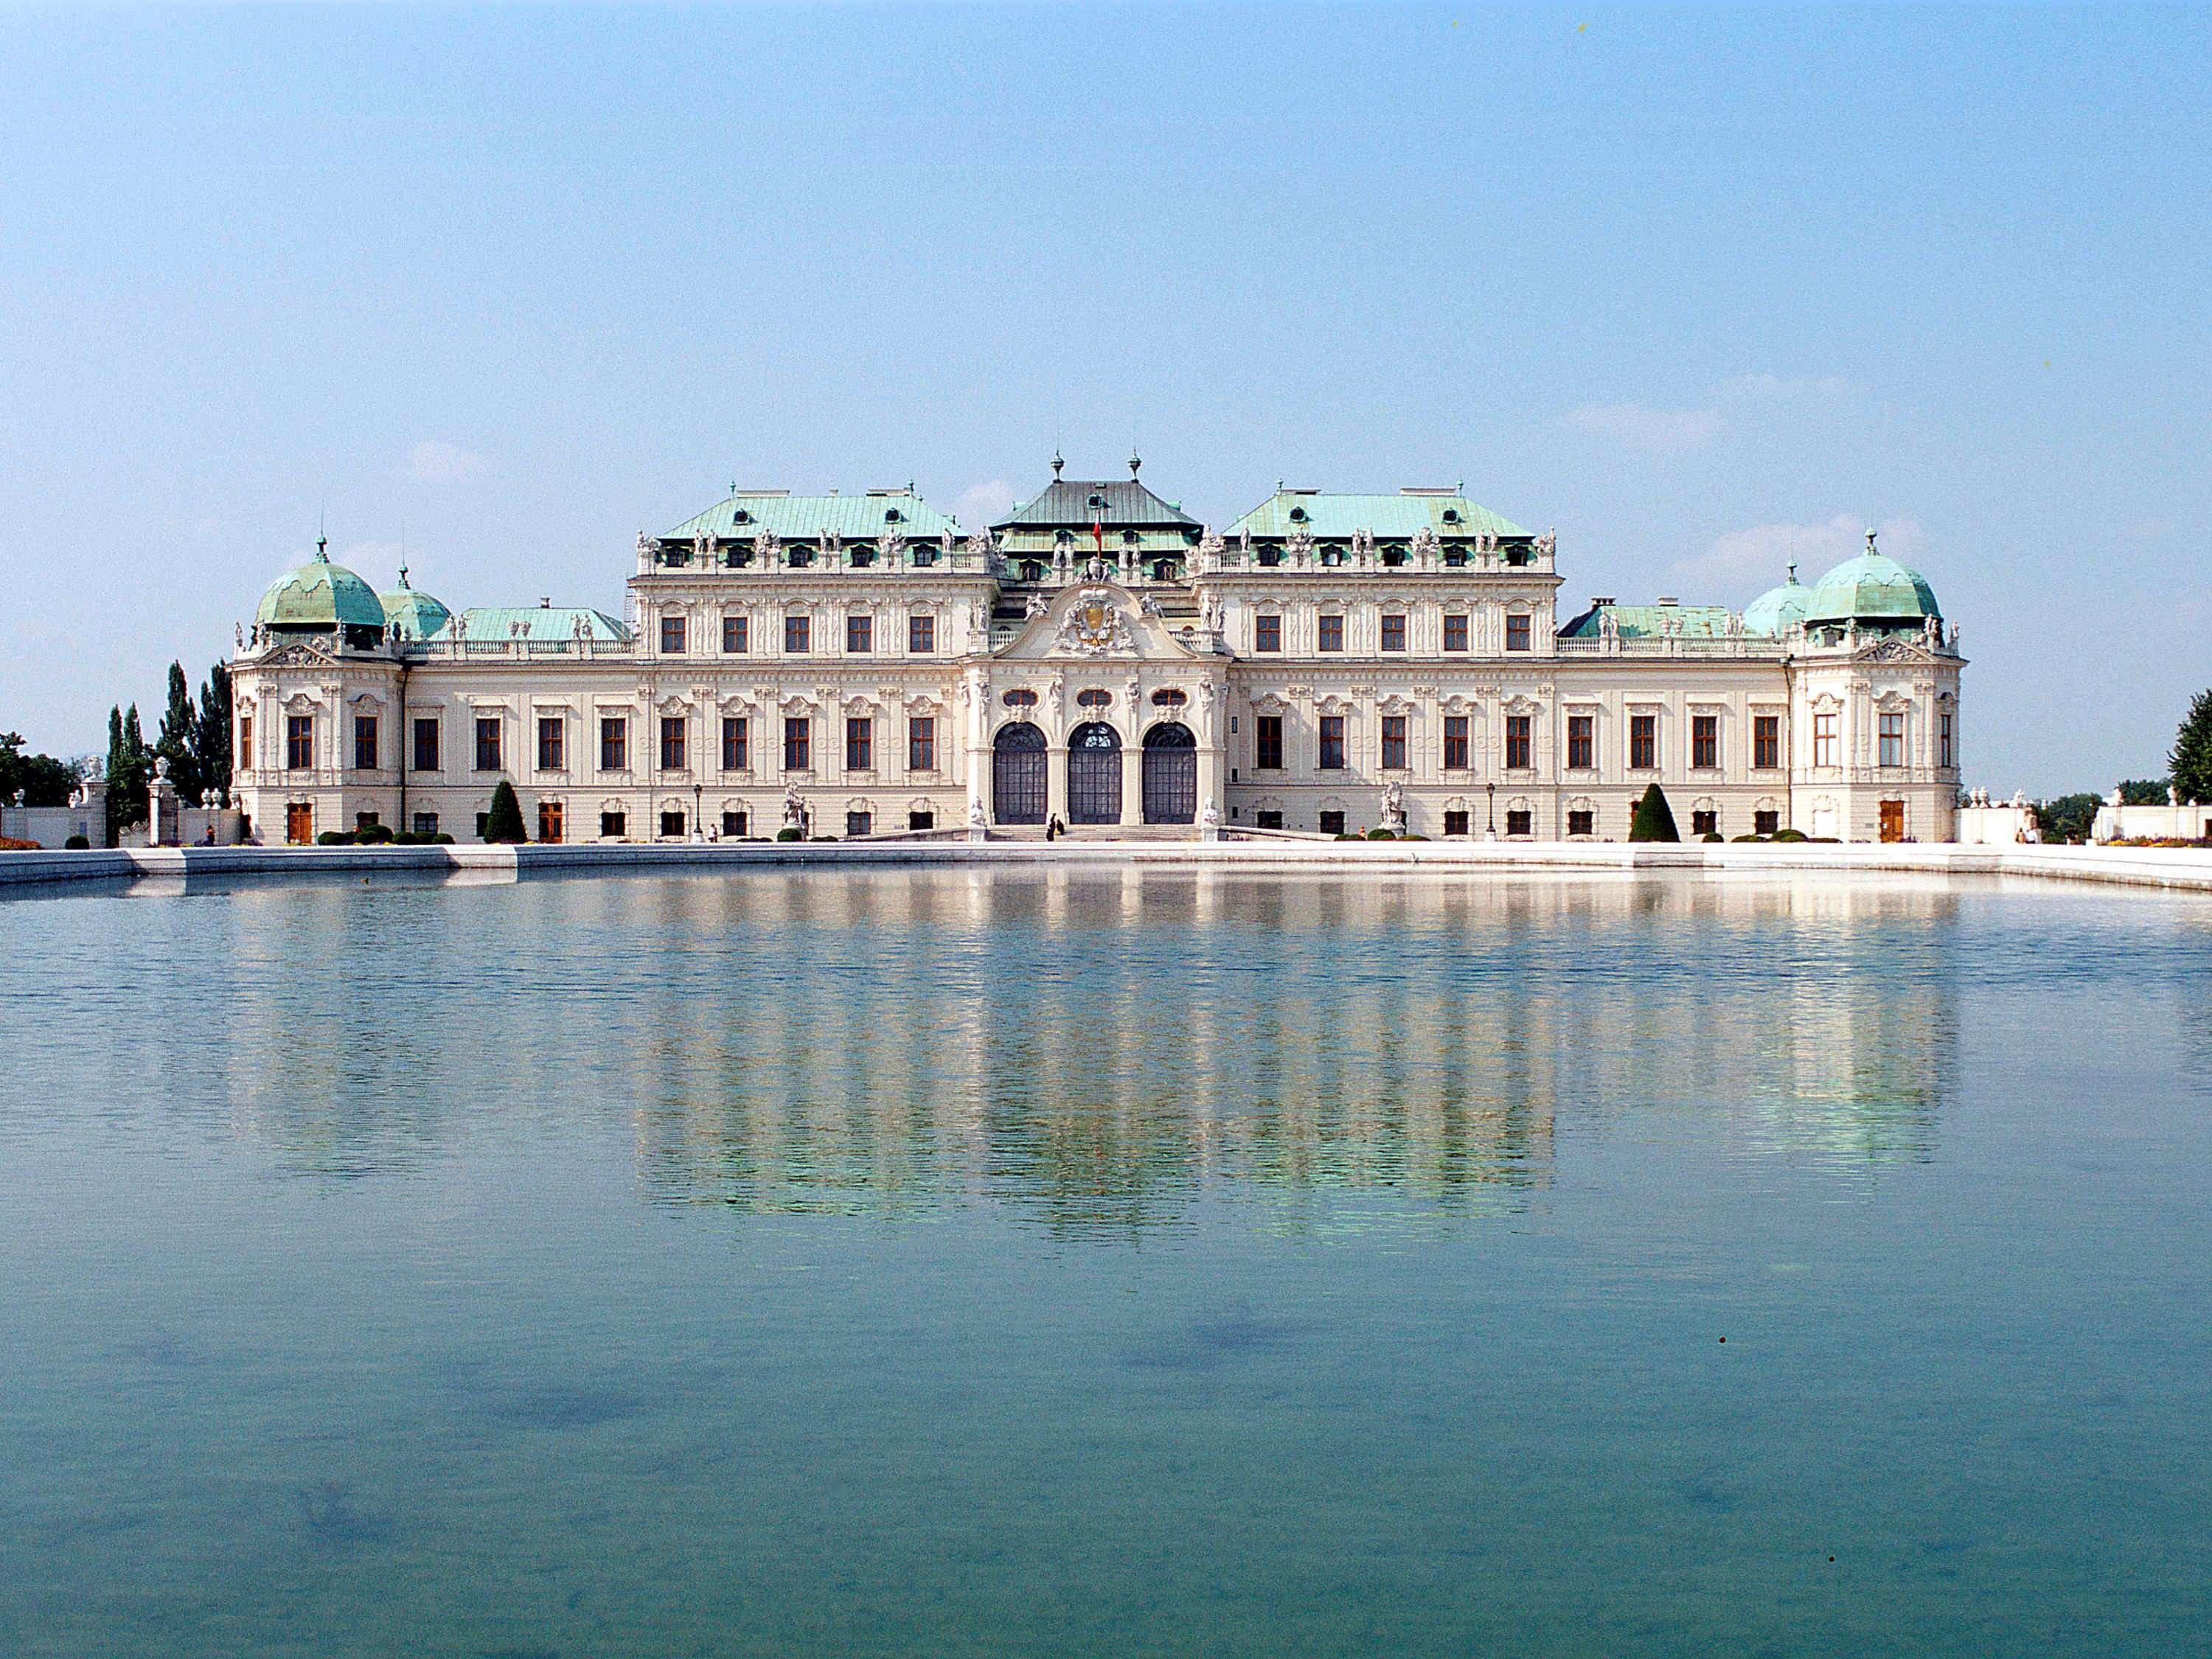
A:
[845,810,872,838]
[238,713,254,771]
[659,715,686,773]
[784,717,810,772]
[1255,614,1282,653]
[1381,714,1408,771]
[1568,714,1594,771]
[355,811,378,832]
[1755,808,1780,836]
[1318,615,1344,653]
[1879,711,1905,768]
[659,614,686,655]
[474,717,501,773]
[846,717,874,771]
[600,810,627,839]
[537,715,564,773]
[1256,810,1284,830]
[1506,613,1531,652]
[722,614,748,655]
[1255,714,1284,770]
[352,714,378,772]
[1753,714,1781,771]
[1506,807,1532,837]
[599,715,628,772]
[1443,613,1469,653]
[1692,714,1718,770]
[411,813,438,836]
[908,614,935,654]
[846,613,872,654]
[1938,711,1954,768]
[408,717,436,774]
[1319,810,1346,835]
[1380,614,1407,653]
[1444,715,1470,771]
[1567,808,1594,836]
[1318,714,1346,770]
[1691,809,1719,837]
[1813,711,1839,768]
[476,812,490,840]
[908,810,935,831]
[659,810,686,839]
[721,809,748,838]
[1506,714,1532,771]
[538,801,564,844]
[908,717,936,772]
[785,613,810,654]
[286,714,313,771]
[1444,809,1470,837]
[721,717,748,773]
[1630,714,1657,771]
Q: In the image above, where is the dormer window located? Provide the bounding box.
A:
[849,547,875,568]
[733,509,752,525]
[1443,549,1467,568]
[1380,548,1406,568]
[1259,546,1281,568]
[1020,560,1046,582]
[1288,506,1307,524]
[1121,529,1139,545]
[1441,508,1461,525]
[1087,493,1106,509]
[884,508,902,524]
[1320,546,1343,567]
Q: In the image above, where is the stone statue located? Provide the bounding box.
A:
[692,532,713,566]
[1197,527,1224,571]
[969,796,988,832]
[819,527,841,563]
[234,622,244,651]
[940,528,956,563]
[1537,530,1558,560]
[1284,529,1316,565]
[636,531,654,561]
[1025,591,1050,619]
[756,528,779,565]
[784,786,807,832]
[877,526,906,565]
[1410,526,1441,563]
[967,529,996,570]
[2106,785,2124,807]
[1381,779,1406,835]
[1237,526,1252,561]
[1139,594,1163,619]
[1200,798,1222,839]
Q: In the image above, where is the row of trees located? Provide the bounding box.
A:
[2034,689,2212,842]
[102,661,232,841]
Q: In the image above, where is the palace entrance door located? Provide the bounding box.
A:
[1141,722,1197,824]
[1067,722,1122,824]
[992,723,1046,824]
[1879,799,1905,842]
[285,802,313,844]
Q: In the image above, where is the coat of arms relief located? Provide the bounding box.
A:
[1054,585,1135,655]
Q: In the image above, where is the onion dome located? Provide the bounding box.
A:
[377,563,452,641]
[1742,563,1810,636]
[1802,531,1941,630]
[255,538,386,631]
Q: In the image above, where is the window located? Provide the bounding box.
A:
[911,547,936,568]
[352,714,378,771]
[355,811,379,832]
[784,717,810,772]
[538,801,564,844]
[722,614,748,655]
[1258,547,1281,568]
[475,812,490,840]
[1020,560,1046,582]
[1879,711,1905,768]
[1630,714,1657,771]
[846,717,874,771]
[407,717,435,773]
[1567,808,1594,836]
[1077,689,1111,712]
[785,613,810,654]
[660,614,686,655]
[1318,715,1346,770]
[537,716,564,772]
[1754,715,1781,771]
[1255,614,1282,653]
[1755,809,1780,835]
[238,712,254,771]
[908,717,936,772]
[1256,810,1284,830]
[1813,711,1839,768]
[1380,614,1407,653]
[1318,615,1344,653]
[1692,809,1718,836]
[721,809,748,838]
[909,614,935,654]
[1444,810,1470,836]
[721,717,748,772]
[1938,711,1954,768]
[846,613,872,653]
[845,810,872,838]
[1506,808,1532,836]
[1444,715,1470,771]
[1256,714,1284,770]
[897,808,927,830]
[660,810,686,839]
[659,716,686,773]
[1381,714,1408,771]
[848,546,874,568]
[1506,613,1531,652]
[787,547,813,568]
[1692,714,1719,770]
[1003,689,1037,712]
[411,813,438,836]
[600,810,627,839]
[1444,613,1469,653]
[286,714,313,771]
[1568,714,1594,771]
[1319,810,1346,835]
[1506,714,1532,771]
[474,717,501,773]
[599,715,629,772]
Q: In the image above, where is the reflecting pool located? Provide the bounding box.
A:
[3,867,2210,1656]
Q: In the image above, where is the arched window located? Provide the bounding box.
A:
[1077,689,1111,712]
[1003,689,1038,711]
[1067,722,1122,824]
[992,722,1047,824]
[1141,721,1197,824]
[1021,561,1046,582]
[1150,689,1187,709]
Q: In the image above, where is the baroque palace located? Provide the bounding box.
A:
[230,456,1964,845]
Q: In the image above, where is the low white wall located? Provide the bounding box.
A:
[2093,801,2212,844]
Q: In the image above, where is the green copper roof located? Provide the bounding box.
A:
[378,568,452,641]
[257,546,386,629]
[1802,539,1940,626]
[1741,567,1809,637]
[1559,602,1739,640]
[996,476,1200,530]
[1225,490,1527,540]
[437,606,630,644]
[664,490,958,541]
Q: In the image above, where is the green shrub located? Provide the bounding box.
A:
[811,835,838,842]
[1366,827,1397,841]
[1627,783,1680,843]
[1731,834,1764,843]
[357,823,394,844]
[1334,833,1360,841]
[1702,831,1725,843]
[1405,833,1430,841]
[776,827,804,841]
[64,834,91,849]
[392,830,421,845]
[1772,827,1809,843]
[483,781,526,844]
[316,830,353,846]
[433,832,455,844]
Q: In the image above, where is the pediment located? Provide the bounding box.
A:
[1853,636,1939,664]
[260,641,340,669]
[994,579,1203,663]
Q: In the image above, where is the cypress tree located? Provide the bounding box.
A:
[2172,689,2212,806]
[106,703,150,841]
[484,779,527,843]
[155,661,202,804]
[195,664,233,801]
[1628,781,1680,842]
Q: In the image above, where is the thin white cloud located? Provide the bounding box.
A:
[403,440,483,483]
[955,479,1015,526]
[1567,403,1725,456]
[1672,514,1924,594]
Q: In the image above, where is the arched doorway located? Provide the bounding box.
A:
[993,723,1046,824]
[1142,722,1197,824]
[1067,722,1122,824]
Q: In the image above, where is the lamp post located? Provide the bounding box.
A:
[693,778,703,842]
[1486,779,1497,841]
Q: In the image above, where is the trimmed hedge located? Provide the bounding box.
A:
[64,834,91,849]
[483,781,526,844]
[1628,783,1680,843]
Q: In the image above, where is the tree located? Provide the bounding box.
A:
[0,732,79,808]
[2117,778,2170,805]
[105,703,150,843]
[484,779,527,843]
[2033,793,2102,844]
[154,661,203,806]
[1628,782,1680,842]
[195,664,233,802]
[2173,689,2212,806]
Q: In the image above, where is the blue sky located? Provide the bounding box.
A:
[1,4,2205,793]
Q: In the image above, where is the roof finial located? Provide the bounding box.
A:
[1129,448,1141,478]
[1787,560,1798,583]
[397,561,410,588]
[315,532,329,563]
[1865,527,1878,553]
[1051,449,1064,480]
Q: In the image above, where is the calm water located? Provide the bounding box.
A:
[3,866,2210,1657]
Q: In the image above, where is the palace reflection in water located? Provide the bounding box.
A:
[170,868,1966,1234]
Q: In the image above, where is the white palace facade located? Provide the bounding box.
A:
[229,458,1966,846]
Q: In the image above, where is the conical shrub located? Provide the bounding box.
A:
[1628,782,1680,843]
